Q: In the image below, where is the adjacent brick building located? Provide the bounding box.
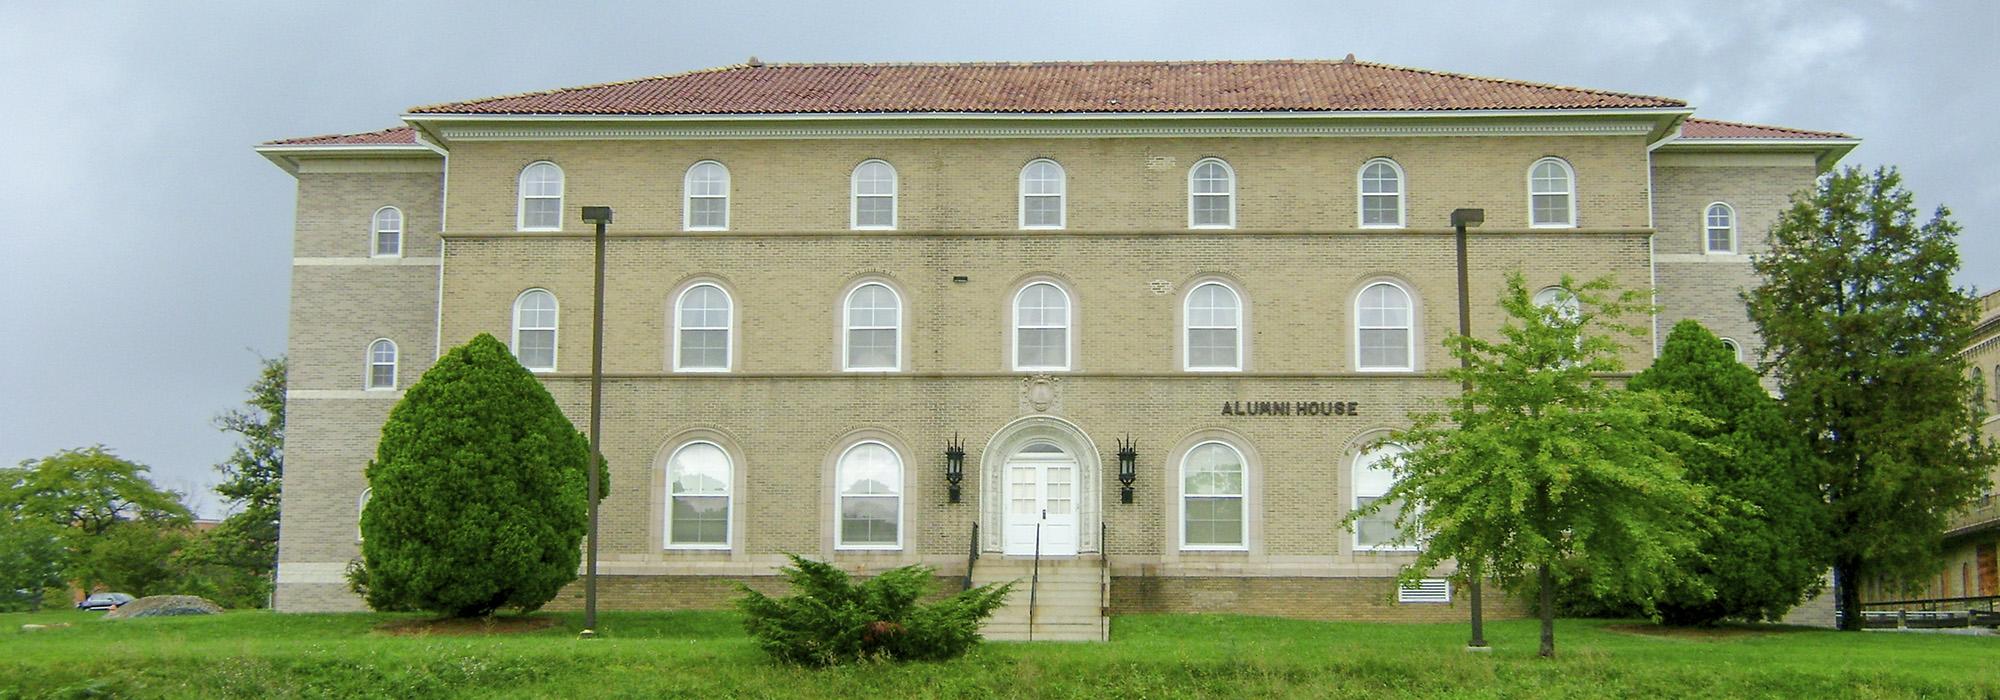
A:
[257,59,1857,621]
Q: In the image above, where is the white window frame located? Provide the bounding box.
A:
[672,283,733,373]
[357,488,371,542]
[1352,443,1416,552]
[1019,159,1066,230]
[1704,202,1737,254]
[1354,281,1416,372]
[512,288,559,372]
[365,338,398,390]
[1719,337,1742,362]
[516,161,563,232]
[664,440,733,550]
[1179,440,1249,551]
[850,159,897,230]
[371,206,403,258]
[1183,281,1244,372]
[1528,157,1576,228]
[1357,158,1406,229]
[683,160,730,231]
[1187,158,1236,229]
[835,440,904,550]
[1012,281,1073,372]
[841,282,903,372]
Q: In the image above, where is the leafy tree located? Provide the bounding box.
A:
[354,333,598,617]
[1746,166,1998,630]
[72,521,189,597]
[1345,273,1714,657]
[2,446,192,594]
[187,356,285,606]
[0,518,66,611]
[1619,320,1827,624]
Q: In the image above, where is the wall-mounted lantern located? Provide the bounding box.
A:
[945,434,966,503]
[1117,435,1138,504]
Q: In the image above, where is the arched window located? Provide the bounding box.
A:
[1358,158,1405,228]
[1533,286,1581,321]
[1182,441,1247,550]
[357,488,371,541]
[512,289,558,371]
[1188,158,1235,228]
[843,282,901,371]
[1529,158,1575,228]
[1356,282,1414,371]
[684,161,730,230]
[1720,337,1743,362]
[372,206,403,257]
[517,162,563,231]
[665,441,731,548]
[1974,367,1987,412]
[1014,282,1072,371]
[1184,282,1242,371]
[1353,443,1412,551]
[366,339,398,390]
[674,283,732,371]
[1019,159,1066,229]
[1705,202,1736,254]
[851,160,897,229]
[837,441,902,549]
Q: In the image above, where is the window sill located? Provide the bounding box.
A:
[834,545,903,552]
[1188,224,1236,230]
[683,227,729,232]
[1357,224,1406,230]
[664,544,731,552]
[1355,367,1416,374]
[1184,366,1243,373]
[1529,223,1577,230]
[673,367,732,374]
[1179,545,1250,553]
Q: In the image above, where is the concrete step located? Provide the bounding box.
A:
[980,622,1107,642]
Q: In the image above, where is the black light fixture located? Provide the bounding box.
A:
[1450,207,1488,652]
[944,434,965,503]
[1116,435,1138,504]
[578,205,613,640]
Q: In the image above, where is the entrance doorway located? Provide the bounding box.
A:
[1003,442,1079,556]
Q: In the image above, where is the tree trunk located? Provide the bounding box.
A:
[1538,563,1555,658]
[1835,557,1863,632]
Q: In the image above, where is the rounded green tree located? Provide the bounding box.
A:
[1626,320,1827,625]
[355,333,593,617]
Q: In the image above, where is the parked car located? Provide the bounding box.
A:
[76,592,134,611]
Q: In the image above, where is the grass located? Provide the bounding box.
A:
[1,609,1994,699]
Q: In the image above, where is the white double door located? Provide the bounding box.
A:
[1003,454,1079,556]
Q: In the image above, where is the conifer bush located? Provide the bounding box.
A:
[350,333,603,618]
[736,554,1014,666]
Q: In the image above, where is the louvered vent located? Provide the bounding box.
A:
[1398,578,1451,604]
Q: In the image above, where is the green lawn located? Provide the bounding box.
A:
[1,609,1993,699]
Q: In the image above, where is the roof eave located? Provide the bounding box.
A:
[252,143,439,175]
[403,106,1693,122]
[1652,137,1862,173]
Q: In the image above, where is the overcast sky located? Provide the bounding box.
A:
[2,0,1993,517]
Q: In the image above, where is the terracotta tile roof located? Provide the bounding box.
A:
[264,126,418,146]
[1679,118,1851,140]
[407,60,1686,116]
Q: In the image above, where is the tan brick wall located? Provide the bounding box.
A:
[292,166,443,258]
[1649,156,1818,358]
[1112,576,1531,622]
[442,136,1653,234]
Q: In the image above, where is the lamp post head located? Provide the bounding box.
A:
[581,206,614,224]
[1450,208,1484,229]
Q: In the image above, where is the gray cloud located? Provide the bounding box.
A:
[2,0,1992,516]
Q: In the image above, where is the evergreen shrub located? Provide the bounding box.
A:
[737,554,1014,666]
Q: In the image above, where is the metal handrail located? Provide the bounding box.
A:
[962,522,979,591]
[1860,594,1999,612]
[1099,520,1110,642]
[1029,523,1042,642]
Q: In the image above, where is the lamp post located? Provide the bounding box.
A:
[579,205,614,639]
[1450,207,1488,652]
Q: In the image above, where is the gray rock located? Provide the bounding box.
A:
[103,595,223,619]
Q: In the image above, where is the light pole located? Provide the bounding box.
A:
[579,205,614,639]
[1450,207,1488,652]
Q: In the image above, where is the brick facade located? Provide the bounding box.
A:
[262,74,1852,619]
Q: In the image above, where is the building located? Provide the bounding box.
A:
[257,59,1857,634]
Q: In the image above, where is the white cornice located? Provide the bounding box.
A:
[253,143,439,174]
[430,120,1663,142]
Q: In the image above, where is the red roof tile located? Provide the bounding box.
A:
[407,60,1686,116]
[264,126,418,146]
[1679,118,1851,140]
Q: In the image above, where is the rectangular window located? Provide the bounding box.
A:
[847,329,897,369]
[840,495,898,545]
[1357,329,1410,369]
[368,364,395,390]
[687,198,727,229]
[1190,195,1230,227]
[1361,195,1400,226]
[516,329,555,370]
[679,329,728,369]
[1187,328,1237,369]
[1531,194,1570,227]
[1707,228,1733,253]
[855,197,894,228]
[1022,196,1062,228]
[1184,496,1244,547]
[1354,495,1404,549]
[522,198,561,230]
[1017,329,1067,368]
[670,495,728,545]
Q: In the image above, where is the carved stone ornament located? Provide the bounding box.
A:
[1021,374,1061,413]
